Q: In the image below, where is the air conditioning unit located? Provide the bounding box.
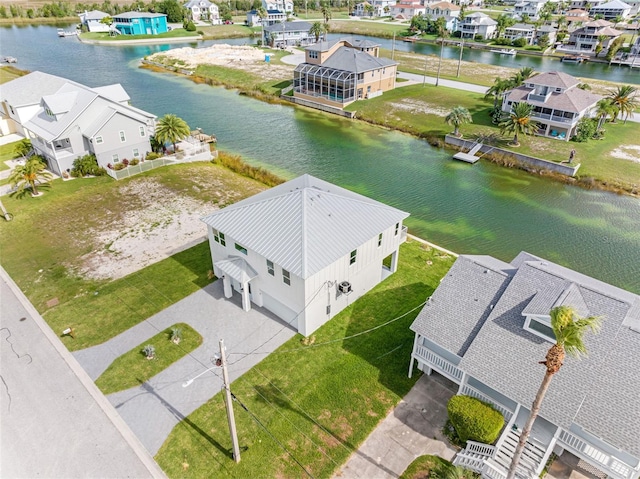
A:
[338,281,352,294]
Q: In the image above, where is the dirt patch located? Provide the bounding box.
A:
[389,98,450,117]
[75,178,213,281]
[148,44,294,81]
[610,144,640,163]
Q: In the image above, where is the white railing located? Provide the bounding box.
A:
[483,460,508,479]
[467,441,496,457]
[454,452,486,473]
[557,429,634,479]
[459,384,514,421]
[401,225,408,241]
[414,345,464,383]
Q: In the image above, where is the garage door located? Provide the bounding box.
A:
[261,292,298,331]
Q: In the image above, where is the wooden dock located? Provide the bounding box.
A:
[453,142,483,164]
[190,128,217,143]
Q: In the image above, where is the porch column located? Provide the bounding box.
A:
[241,282,251,312]
[390,249,399,273]
[408,334,419,378]
[457,371,468,394]
[222,276,232,298]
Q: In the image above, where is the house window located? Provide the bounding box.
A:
[524,316,555,342]
[112,154,119,163]
[45,107,54,117]
[133,148,140,157]
[309,51,318,59]
[119,130,126,142]
[350,249,357,265]
[139,126,146,137]
[395,222,400,236]
[235,243,248,255]
[267,259,274,276]
[213,229,226,246]
[219,232,226,246]
[282,269,291,285]
[378,233,383,247]
[95,136,103,144]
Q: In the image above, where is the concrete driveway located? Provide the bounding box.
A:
[73,280,297,455]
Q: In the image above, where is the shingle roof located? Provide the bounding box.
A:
[413,252,640,457]
[506,84,602,114]
[265,21,312,33]
[0,72,78,107]
[528,71,580,89]
[320,46,397,73]
[201,174,409,279]
[184,0,214,8]
[80,10,109,20]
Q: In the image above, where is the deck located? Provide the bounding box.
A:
[453,142,483,164]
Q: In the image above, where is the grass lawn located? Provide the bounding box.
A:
[80,28,199,41]
[400,455,452,479]
[95,323,203,395]
[0,162,268,350]
[329,19,407,38]
[198,24,260,39]
[155,239,455,479]
[0,140,20,171]
[0,66,27,85]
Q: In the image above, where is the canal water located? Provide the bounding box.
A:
[1,24,639,293]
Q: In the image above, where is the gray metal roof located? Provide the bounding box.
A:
[265,21,312,33]
[410,255,515,356]
[415,253,640,456]
[113,11,167,19]
[321,46,397,73]
[0,72,76,108]
[215,256,258,283]
[201,174,409,279]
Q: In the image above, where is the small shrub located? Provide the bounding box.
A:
[474,34,483,41]
[146,152,161,161]
[185,20,196,31]
[170,327,182,344]
[122,158,129,167]
[114,162,126,171]
[512,37,527,47]
[130,158,140,166]
[71,153,102,177]
[493,38,512,46]
[142,344,156,359]
[447,395,504,444]
[573,117,597,143]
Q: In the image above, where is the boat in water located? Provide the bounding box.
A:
[2,56,17,63]
[561,54,587,63]
[489,48,517,56]
[57,28,79,37]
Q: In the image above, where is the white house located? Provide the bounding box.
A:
[353,0,396,17]
[589,0,632,19]
[263,0,294,13]
[503,23,557,45]
[457,12,497,39]
[424,1,461,30]
[1,72,156,175]
[501,71,602,140]
[512,0,549,20]
[246,9,287,26]
[566,19,623,53]
[408,252,640,479]
[78,10,110,32]
[389,0,426,19]
[264,21,313,47]
[184,0,220,23]
[201,174,409,337]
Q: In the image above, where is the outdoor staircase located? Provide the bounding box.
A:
[467,142,483,156]
[488,428,547,479]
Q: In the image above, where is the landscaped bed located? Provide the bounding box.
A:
[154,239,455,478]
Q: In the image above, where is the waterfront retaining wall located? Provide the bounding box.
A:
[282,96,356,118]
[445,135,581,177]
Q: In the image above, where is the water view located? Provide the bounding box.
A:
[1,24,639,293]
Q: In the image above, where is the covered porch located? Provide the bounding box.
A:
[214,255,258,312]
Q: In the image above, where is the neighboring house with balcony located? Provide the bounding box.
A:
[353,0,396,17]
[112,12,168,35]
[201,174,409,337]
[512,0,549,20]
[264,21,313,47]
[408,252,640,479]
[570,0,605,9]
[246,9,287,26]
[424,2,461,30]
[263,0,294,13]
[503,23,557,44]
[565,9,591,29]
[589,0,632,19]
[566,19,623,53]
[184,0,220,23]
[389,0,426,19]
[78,10,110,32]
[1,71,156,175]
[457,12,497,39]
[501,71,601,140]
[293,38,398,109]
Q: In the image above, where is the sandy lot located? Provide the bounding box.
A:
[148,44,294,81]
[610,144,640,163]
[388,98,450,117]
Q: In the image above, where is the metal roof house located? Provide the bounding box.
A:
[408,252,640,479]
[501,71,602,141]
[263,21,313,48]
[1,72,156,175]
[201,174,409,337]
[112,12,168,35]
[293,38,398,109]
[78,10,110,32]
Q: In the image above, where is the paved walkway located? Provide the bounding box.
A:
[73,280,296,455]
[333,373,458,479]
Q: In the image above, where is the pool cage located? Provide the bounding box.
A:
[293,64,359,105]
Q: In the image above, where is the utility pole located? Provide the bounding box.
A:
[219,339,241,463]
[391,30,396,60]
[456,37,464,78]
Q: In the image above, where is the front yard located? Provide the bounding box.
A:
[155,239,454,478]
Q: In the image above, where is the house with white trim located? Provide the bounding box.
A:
[78,10,110,32]
[0,71,156,175]
[566,19,623,53]
[501,71,601,141]
[424,2,461,31]
[389,0,426,20]
[457,12,497,39]
[589,0,632,20]
[201,174,409,337]
[264,21,313,47]
[353,0,396,17]
[408,252,640,479]
[503,23,557,45]
[184,0,220,23]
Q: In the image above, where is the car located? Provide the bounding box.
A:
[224,20,234,24]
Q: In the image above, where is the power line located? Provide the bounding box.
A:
[231,391,316,479]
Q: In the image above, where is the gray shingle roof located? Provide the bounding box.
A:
[505,80,602,114]
[0,72,77,107]
[265,21,312,33]
[413,252,640,456]
[201,174,409,279]
[321,46,397,73]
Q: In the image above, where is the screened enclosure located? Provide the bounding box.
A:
[293,64,359,105]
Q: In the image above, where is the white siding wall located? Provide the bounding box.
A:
[92,113,152,168]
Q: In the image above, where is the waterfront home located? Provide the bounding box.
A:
[78,10,110,32]
[503,23,557,45]
[564,9,591,29]
[566,19,623,53]
[569,0,605,9]
[293,38,398,108]
[389,0,426,20]
[424,1,461,31]
[1,71,155,175]
[264,21,313,48]
[201,174,409,337]
[501,71,601,141]
[353,0,396,17]
[112,12,168,35]
[263,0,294,13]
[408,252,640,479]
[589,0,632,20]
[512,0,553,20]
[184,0,220,23]
[457,12,498,39]
[246,9,286,26]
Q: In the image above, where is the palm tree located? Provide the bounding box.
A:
[498,102,539,146]
[506,306,601,479]
[13,138,32,159]
[155,114,190,153]
[309,21,326,42]
[594,98,616,130]
[496,14,516,37]
[445,106,473,136]
[257,7,267,47]
[321,2,331,24]
[509,67,535,88]
[485,77,511,108]
[595,34,607,57]
[607,85,639,123]
[8,156,53,197]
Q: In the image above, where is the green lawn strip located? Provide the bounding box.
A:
[95,323,203,395]
[0,141,20,171]
[80,29,199,41]
[199,24,260,39]
[0,66,28,85]
[400,455,452,479]
[329,19,407,37]
[155,240,454,479]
